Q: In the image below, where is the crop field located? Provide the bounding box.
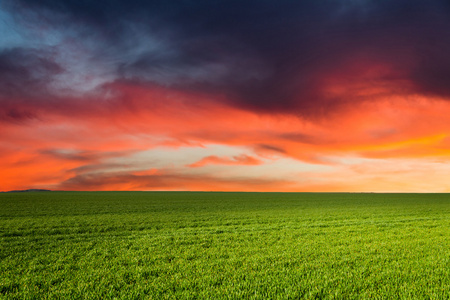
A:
[1,192,449,299]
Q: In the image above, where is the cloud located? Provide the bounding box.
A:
[2,1,450,192]
[188,154,263,168]
[40,149,102,162]
[0,48,61,97]
[0,47,62,123]
[56,169,296,191]
[254,144,287,155]
[3,0,450,118]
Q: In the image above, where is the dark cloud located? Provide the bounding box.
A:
[4,0,450,116]
[0,47,63,123]
[255,144,287,154]
[57,169,294,191]
[0,107,37,123]
[0,48,61,98]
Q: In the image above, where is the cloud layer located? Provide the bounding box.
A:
[1,0,450,191]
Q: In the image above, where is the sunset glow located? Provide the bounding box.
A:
[2,1,450,192]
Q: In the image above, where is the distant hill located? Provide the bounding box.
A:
[4,189,52,193]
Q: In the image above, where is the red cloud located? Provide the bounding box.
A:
[188,154,263,168]
[2,81,450,192]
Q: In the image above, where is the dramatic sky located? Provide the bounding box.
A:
[2,0,450,192]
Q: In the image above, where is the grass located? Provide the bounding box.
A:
[1,192,449,299]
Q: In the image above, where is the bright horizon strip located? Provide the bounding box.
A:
[1,1,450,192]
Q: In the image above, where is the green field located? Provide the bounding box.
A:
[1,192,449,299]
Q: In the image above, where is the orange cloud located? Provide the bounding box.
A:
[2,81,450,192]
[188,154,263,168]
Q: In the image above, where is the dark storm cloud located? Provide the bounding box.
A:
[0,48,62,123]
[4,0,450,115]
[0,48,61,98]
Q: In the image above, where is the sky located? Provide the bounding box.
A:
[1,0,450,192]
